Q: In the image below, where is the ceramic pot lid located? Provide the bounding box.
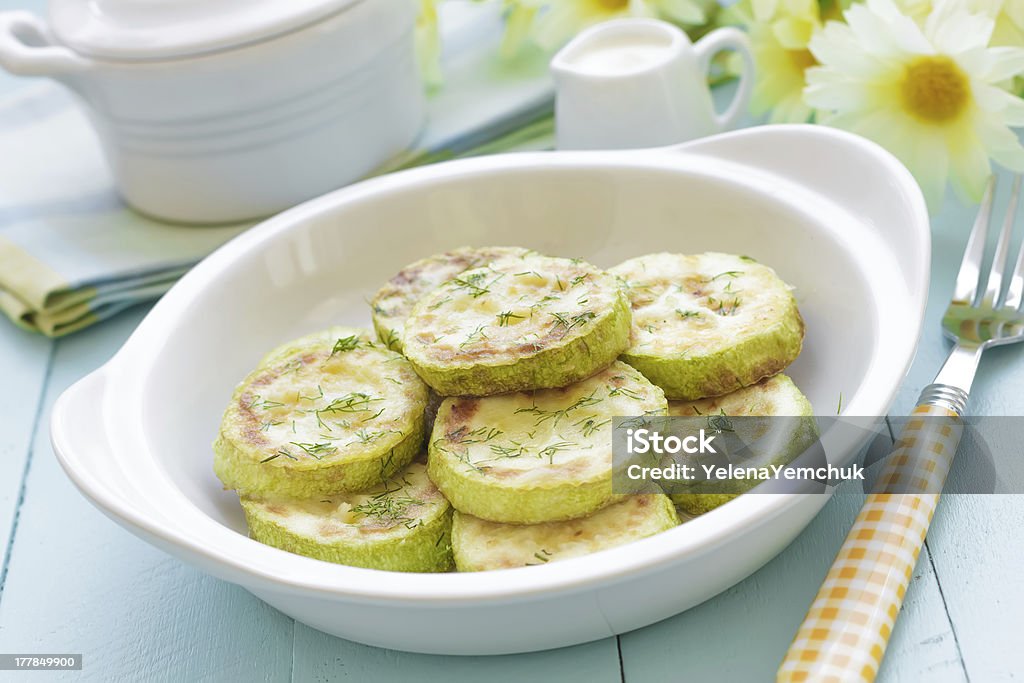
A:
[48,0,365,61]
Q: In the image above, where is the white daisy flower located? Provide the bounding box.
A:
[896,0,1024,46]
[805,0,1024,205]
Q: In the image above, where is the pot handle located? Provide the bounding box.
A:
[0,12,90,77]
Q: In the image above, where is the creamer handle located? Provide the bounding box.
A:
[693,27,754,132]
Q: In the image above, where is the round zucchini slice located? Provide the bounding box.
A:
[371,246,529,352]
[666,373,813,419]
[242,462,453,572]
[214,327,430,498]
[452,494,678,572]
[610,252,804,400]
[428,361,667,524]
[404,253,632,396]
[666,373,814,516]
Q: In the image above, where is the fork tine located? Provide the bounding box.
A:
[985,174,1022,307]
[1004,183,1024,310]
[953,176,996,304]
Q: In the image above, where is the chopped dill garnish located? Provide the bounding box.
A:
[428,295,453,311]
[281,359,304,375]
[706,270,742,282]
[318,392,382,413]
[497,311,525,327]
[490,442,529,458]
[608,385,643,400]
[451,271,504,298]
[570,274,589,286]
[259,420,283,432]
[708,296,742,316]
[455,449,490,473]
[297,385,324,403]
[353,428,385,444]
[330,335,361,355]
[707,411,734,433]
[526,548,553,565]
[247,395,284,411]
[538,441,579,463]
[514,390,602,426]
[549,310,596,332]
[381,328,401,351]
[618,416,651,430]
[362,407,385,422]
[289,441,337,459]
[460,324,489,348]
[574,417,611,438]
[676,309,701,319]
[452,426,503,444]
[351,493,423,526]
[261,448,298,463]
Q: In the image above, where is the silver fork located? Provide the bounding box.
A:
[779,175,1024,683]
[932,175,1024,410]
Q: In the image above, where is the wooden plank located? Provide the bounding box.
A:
[0,322,52,594]
[292,623,622,683]
[0,0,54,593]
[924,497,1024,682]
[0,306,295,681]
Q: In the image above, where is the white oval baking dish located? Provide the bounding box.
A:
[51,124,929,655]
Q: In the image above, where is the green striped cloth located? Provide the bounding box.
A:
[0,8,555,336]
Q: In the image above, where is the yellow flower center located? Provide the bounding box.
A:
[901,56,970,123]
[789,49,817,74]
[592,0,629,10]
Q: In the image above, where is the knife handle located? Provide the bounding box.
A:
[777,404,961,682]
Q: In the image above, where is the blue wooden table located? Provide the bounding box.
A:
[2,4,1023,680]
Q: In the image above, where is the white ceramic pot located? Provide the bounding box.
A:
[0,0,424,223]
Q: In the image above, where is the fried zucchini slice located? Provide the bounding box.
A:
[242,462,453,572]
[666,373,812,419]
[610,252,804,400]
[214,327,429,498]
[404,253,632,396]
[370,246,530,352]
[428,361,667,523]
[452,494,678,571]
[666,374,814,515]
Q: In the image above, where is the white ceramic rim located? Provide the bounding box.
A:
[51,125,931,604]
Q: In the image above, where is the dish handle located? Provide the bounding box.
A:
[0,12,90,78]
[665,124,928,239]
[50,369,128,508]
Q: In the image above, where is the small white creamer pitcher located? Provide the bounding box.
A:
[551,18,755,150]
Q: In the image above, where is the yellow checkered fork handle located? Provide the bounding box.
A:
[778,404,961,683]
